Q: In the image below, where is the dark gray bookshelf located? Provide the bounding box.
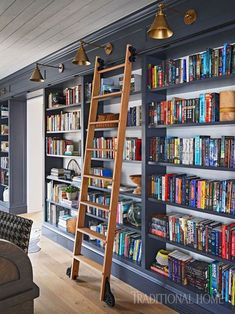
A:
[0,98,27,214]
[41,26,235,313]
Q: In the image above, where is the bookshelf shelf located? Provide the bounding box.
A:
[46,103,81,112]
[88,185,142,201]
[85,212,141,233]
[85,90,142,104]
[88,126,142,131]
[46,199,78,211]
[46,175,80,186]
[46,154,81,158]
[149,73,235,93]
[148,120,235,129]
[148,161,235,172]
[148,197,235,219]
[46,130,81,134]
[148,233,235,266]
[83,239,142,267]
[91,157,142,164]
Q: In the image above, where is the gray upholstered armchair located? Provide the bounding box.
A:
[0,211,39,314]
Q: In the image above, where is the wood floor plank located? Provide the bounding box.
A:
[25,212,177,314]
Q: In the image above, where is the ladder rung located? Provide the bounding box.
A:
[77,227,106,242]
[89,120,119,126]
[83,174,113,182]
[98,63,125,74]
[74,254,103,272]
[93,91,122,100]
[86,148,117,152]
[80,200,110,212]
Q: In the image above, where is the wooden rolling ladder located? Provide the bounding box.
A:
[68,44,136,306]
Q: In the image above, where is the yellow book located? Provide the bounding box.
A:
[232,274,235,306]
[201,180,206,209]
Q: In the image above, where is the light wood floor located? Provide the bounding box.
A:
[26,212,176,314]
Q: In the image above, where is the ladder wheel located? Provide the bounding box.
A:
[66,266,71,278]
[104,278,115,307]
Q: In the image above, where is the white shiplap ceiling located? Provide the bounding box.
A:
[0,0,156,80]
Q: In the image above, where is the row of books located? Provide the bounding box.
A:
[150,174,235,215]
[1,141,8,153]
[91,137,142,161]
[89,223,142,263]
[147,42,235,89]
[148,93,220,126]
[47,182,66,203]
[46,138,81,156]
[48,203,67,225]
[0,105,8,117]
[47,182,78,208]
[88,167,113,188]
[119,74,141,93]
[1,157,8,169]
[127,105,142,127]
[151,249,235,305]
[87,191,136,224]
[1,125,8,135]
[65,85,82,105]
[0,169,8,186]
[150,214,235,260]
[47,110,81,132]
[149,136,235,168]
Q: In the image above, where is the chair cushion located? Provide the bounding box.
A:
[0,211,33,253]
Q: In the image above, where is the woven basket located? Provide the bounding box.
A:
[97,113,119,128]
[67,217,77,234]
[220,91,235,121]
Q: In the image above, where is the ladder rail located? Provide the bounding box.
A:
[100,45,133,300]
[71,45,135,306]
[71,56,101,279]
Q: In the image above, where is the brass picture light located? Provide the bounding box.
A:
[148,2,197,40]
[30,62,64,82]
[72,40,113,65]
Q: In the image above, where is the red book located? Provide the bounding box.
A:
[150,265,168,277]
[165,174,174,201]
[231,230,235,259]
[150,229,165,238]
[205,93,212,123]
[227,223,235,259]
[135,139,142,161]
[221,225,227,259]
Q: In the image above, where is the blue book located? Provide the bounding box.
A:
[202,51,207,78]
[209,140,215,166]
[225,269,229,302]
[183,59,187,82]
[190,179,197,207]
[211,230,217,255]
[102,168,113,178]
[211,261,219,297]
[221,180,227,213]
[199,94,205,123]
[194,135,201,165]
[222,43,228,75]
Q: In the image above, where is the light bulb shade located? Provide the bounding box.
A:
[148,7,173,39]
[72,43,91,65]
[30,64,44,82]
